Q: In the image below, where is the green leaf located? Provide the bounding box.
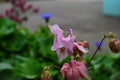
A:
[1,30,28,51]
[14,57,42,79]
[0,18,17,37]
[0,62,13,71]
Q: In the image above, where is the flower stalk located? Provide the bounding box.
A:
[88,35,106,65]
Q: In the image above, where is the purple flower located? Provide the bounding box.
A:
[95,41,104,50]
[41,13,54,23]
[95,41,104,47]
[95,41,104,51]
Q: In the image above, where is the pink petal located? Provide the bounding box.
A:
[62,36,75,55]
[50,24,64,51]
[74,43,88,53]
[49,24,64,35]
[51,33,64,50]
[71,60,82,80]
[56,48,68,62]
[76,62,91,80]
[61,63,72,80]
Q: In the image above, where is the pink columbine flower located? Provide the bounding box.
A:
[49,24,75,62]
[49,24,88,62]
[49,24,67,62]
[61,60,91,80]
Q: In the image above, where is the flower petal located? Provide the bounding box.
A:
[61,63,71,80]
[62,36,75,55]
[50,24,64,50]
[56,48,68,62]
[49,24,64,35]
[76,62,91,80]
[74,43,88,53]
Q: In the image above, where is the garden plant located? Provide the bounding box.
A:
[0,1,120,80]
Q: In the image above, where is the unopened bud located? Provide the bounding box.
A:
[83,40,89,49]
[27,4,33,10]
[33,8,39,13]
[41,66,52,80]
[109,39,120,53]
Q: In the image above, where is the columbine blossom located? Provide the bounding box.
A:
[49,24,88,62]
[49,24,67,62]
[61,60,91,80]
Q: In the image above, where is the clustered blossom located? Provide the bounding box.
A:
[41,24,120,80]
[1,0,39,24]
[61,60,91,80]
[49,24,88,62]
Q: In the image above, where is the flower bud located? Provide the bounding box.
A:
[41,66,52,80]
[83,40,89,49]
[27,4,33,10]
[33,8,39,13]
[109,39,120,53]
[105,32,115,39]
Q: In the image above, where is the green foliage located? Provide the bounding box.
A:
[0,18,17,37]
[87,53,120,80]
[0,18,60,80]
[0,62,13,71]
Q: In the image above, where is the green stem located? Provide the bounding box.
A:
[88,36,106,65]
[50,65,61,70]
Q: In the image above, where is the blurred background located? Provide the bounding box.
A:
[0,0,120,53]
[0,0,120,80]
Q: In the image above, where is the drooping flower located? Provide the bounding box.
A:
[49,24,67,62]
[49,24,88,62]
[61,60,91,80]
[61,63,73,80]
[49,24,75,62]
[41,13,54,23]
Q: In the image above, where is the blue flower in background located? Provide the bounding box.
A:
[95,41,104,50]
[40,13,54,23]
